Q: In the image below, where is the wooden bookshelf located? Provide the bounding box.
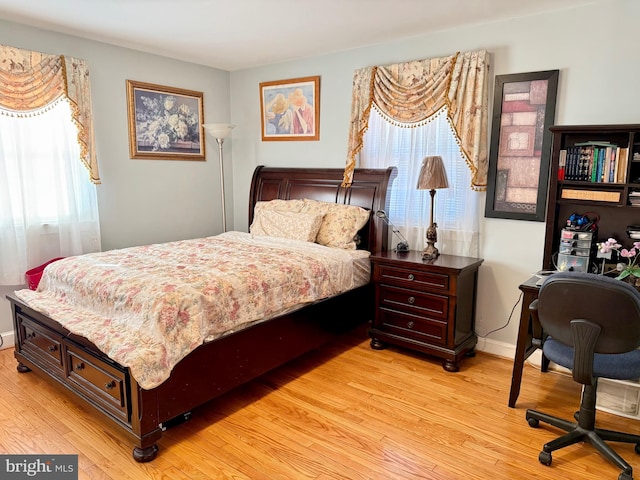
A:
[543,124,640,271]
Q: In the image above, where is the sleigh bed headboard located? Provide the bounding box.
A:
[249,166,396,253]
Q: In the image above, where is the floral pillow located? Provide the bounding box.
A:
[253,199,306,215]
[250,210,324,243]
[302,199,370,249]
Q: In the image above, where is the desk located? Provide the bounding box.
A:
[508,276,550,408]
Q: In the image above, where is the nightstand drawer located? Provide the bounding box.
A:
[379,308,447,345]
[377,264,449,292]
[379,285,448,320]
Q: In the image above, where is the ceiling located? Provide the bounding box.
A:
[0,0,599,71]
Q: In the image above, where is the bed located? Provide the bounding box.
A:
[6,165,395,462]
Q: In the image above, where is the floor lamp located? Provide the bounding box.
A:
[416,155,449,260]
[202,123,235,232]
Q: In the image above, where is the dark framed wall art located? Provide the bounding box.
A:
[485,70,559,221]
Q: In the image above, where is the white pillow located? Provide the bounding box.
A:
[250,210,324,242]
[302,199,370,249]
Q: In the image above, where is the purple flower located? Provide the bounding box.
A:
[599,238,621,253]
[598,238,640,280]
[620,248,637,259]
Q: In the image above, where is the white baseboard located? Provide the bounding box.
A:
[476,335,545,368]
[475,335,516,360]
[0,330,14,350]
[476,335,569,374]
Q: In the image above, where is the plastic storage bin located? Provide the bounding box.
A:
[556,253,589,272]
[25,257,65,290]
[596,378,640,419]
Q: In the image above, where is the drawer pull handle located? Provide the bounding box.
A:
[27,332,36,339]
[48,345,58,352]
[104,381,116,391]
[75,362,85,371]
[407,321,414,329]
[408,296,415,304]
[407,274,415,281]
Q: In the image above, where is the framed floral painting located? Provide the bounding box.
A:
[259,76,320,141]
[126,80,205,160]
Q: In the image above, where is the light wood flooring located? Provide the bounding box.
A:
[1,324,640,479]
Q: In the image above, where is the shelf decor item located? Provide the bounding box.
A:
[485,70,559,221]
[416,155,449,260]
[598,238,640,282]
[259,76,320,141]
[126,80,205,160]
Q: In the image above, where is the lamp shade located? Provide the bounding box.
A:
[416,155,449,190]
[202,123,235,140]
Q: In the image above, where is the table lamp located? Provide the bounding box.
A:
[416,155,449,260]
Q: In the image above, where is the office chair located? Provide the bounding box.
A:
[525,272,640,480]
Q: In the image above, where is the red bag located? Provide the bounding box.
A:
[25,257,65,290]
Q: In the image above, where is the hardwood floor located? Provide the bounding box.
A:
[1,324,640,479]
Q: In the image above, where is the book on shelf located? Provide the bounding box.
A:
[558,149,566,180]
[574,141,618,148]
[561,188,621,203]
[629,190,640,206]
[560,142,628,183]
[617,147,629,183]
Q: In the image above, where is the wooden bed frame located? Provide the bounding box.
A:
[6,166,395,462]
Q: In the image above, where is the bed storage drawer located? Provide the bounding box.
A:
[65,342,130,424]
[16,314,64,377]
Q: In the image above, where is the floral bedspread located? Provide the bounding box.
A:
[15,232,370,389]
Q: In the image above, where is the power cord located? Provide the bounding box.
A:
[477,291,522,338]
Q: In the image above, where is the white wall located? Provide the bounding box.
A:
[229,0,640,357]
[0,20,232,337]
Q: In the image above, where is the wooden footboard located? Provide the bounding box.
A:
[7,166,395,461]
[9,283,372,461]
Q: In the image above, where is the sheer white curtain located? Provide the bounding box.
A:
[361,106,480,257]
[0,99,101,285]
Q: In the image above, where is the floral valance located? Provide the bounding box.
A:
[343,50,489,190]
[0,44,100,184]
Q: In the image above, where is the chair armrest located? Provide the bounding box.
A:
[529,299,544,348]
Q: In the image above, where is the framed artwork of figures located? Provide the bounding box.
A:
[260,76,320,141]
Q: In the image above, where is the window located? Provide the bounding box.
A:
[0,99,101,285]
[361,106,480,257]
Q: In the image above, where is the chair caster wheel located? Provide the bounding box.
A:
[618,472,632,480]
[538,451,552,466]
[527,417,539,428]
[635,443,640,455]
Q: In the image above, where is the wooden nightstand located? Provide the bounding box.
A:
[369,250,483,372]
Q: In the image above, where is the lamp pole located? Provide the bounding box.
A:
[202,123,235,233]
[216,137,227,232]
